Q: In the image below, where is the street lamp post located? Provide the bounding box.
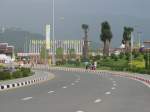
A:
[52,0,56,65]
[130,32,134,69]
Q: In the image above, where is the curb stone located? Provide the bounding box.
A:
[0,70,55,91]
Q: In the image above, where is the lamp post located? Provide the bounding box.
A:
[52,0,56,65]
[130,32,134,69]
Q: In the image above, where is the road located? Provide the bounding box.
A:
[0,70,150,112]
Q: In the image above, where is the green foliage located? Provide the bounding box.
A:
[97,58,129,70]
[132,60,145,69]
[40,44,49,60]
[12,70,22,78]
[95,55,101,60]
[100,21,113,56]
[111,53,116,59]
[125,52,130,61]
[75,59,81,66]
[82,24,89,32]
[119,52,124,59]
[0,71,11,80]
[100,21,113,42]
[123,27,134,41]
[0,67,32,81]
[56,48,64,60]
[20,68,31,77]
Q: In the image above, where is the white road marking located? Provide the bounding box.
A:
[75,80,79,83]
[113,81,116,83]
[76,110,84,112]
[105,92,111,95]
[113,84,117,86]
[22,97,33,101]
[71,83,75,85]
[110,78,113,80]
[94,99,102,103]
[62,86,67,89]
[48,91,55,93]
[111,87,116,90]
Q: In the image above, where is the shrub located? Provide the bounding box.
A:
[20,68,31,77]
[131,60,145,69]
[12,70,22,78]
[125,53,130,61]
[119,53,124,59]
[0,71,11,80]
[75,59,81,66]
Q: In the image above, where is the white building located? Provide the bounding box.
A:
[28,39,84,55]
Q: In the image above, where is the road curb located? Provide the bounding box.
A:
[0,71,55,91]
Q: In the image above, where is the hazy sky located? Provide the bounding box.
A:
[0,0,150,47]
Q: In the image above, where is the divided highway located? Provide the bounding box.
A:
[0,70,150,112]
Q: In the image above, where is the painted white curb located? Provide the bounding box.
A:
[0,72,54,91]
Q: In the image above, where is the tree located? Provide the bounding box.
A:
[56,48,64,61]
[100,21,113,56]
[82,24,89,60]
[40,44,48,64]
[122,27,134,52]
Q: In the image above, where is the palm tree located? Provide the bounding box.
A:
[82,24,89,60]
[100,21,113,56]
[122,27,134,52]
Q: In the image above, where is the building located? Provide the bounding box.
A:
[17,39,84,64]
[0,43,15,63]
[27,39,84,55]
[0,43,14,57]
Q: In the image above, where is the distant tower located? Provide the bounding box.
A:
[45,24,51,50]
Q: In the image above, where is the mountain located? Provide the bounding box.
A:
[0,28,44,52]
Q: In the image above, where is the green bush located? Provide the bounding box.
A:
[20,68,31,77]
[97,58,129,71]
[75,59,81,66]
[0,67,32,81]
[125,53,130,61]
[0,71,11,80]
[119,53,124,59]
[12,70,22,78]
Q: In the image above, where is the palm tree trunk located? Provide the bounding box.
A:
[106,40,110,56]
[125,40,130,52]
[103,40,110,56]
[103,41,106,56]
[84,30,88,59]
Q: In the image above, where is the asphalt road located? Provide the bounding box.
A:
[0,70,150,112]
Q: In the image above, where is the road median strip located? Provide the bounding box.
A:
[0,70,55,91]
